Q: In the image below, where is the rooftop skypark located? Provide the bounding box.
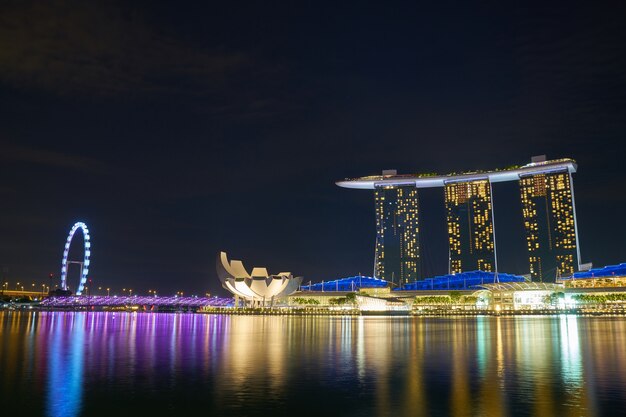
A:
[336,157,577,189]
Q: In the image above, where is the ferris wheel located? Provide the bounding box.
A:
[60,222,91,295]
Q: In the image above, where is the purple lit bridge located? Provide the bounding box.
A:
[41,295,233,309]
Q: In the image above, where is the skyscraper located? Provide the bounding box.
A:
[519,170,579,282]
[444,180,496,274]
[374,185,420,286]
[337,157,579,285]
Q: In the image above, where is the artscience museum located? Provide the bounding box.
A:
[216,252,302,307]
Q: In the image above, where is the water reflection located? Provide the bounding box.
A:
[1,312,626,416]
[47,313,85,417]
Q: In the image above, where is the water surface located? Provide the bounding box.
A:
[1,311,625,416]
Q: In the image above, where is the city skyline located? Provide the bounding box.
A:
[0,157,586,294]
[0,152,618,296]
[0,2,625,295]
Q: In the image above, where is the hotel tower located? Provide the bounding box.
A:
[374,180,420,286]
[519,169,579,281]
[444,179,496,274]
[337,157,580,284]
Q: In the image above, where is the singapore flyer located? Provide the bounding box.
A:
[60,222,91,295]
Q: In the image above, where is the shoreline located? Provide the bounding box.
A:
[4,306,626,317]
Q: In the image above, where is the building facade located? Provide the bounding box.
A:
[444,180,496,273]
[374,185,420,286]
[519,170,578,282]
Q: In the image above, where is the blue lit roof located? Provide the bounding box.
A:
[569,263,626,279]
[300,276,389,292]
[397,270,526,291]
[299,271,527,292]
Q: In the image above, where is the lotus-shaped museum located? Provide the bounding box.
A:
[217,252,303,306]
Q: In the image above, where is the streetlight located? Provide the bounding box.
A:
[107,288,110,297]
[16,282,20,290]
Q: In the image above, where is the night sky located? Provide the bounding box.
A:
[1,1,625,296]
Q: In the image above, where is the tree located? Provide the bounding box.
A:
[414,295,451,305]
[293,297,321,305]
[462,296,478,305]
[345,293,357,305]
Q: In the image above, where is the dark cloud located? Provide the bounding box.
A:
[505,5,626,140]
[0,142,112,175]
[0,0,279,117]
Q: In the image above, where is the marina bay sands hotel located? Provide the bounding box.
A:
[336,156,580,285]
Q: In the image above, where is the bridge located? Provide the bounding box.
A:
[40,295,232,309]
[1,290,48,298]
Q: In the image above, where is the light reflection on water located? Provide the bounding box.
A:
[1,312,626,416]
[47,313,85,417]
